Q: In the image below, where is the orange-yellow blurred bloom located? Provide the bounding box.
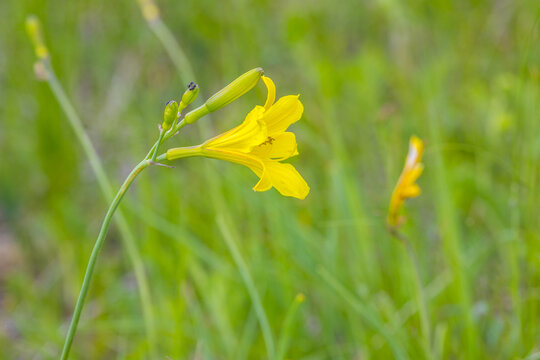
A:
[166,76,309,199]
[387,136,424,227]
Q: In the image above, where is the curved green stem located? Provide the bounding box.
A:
[42,61,157,357]
[61,160,150,360]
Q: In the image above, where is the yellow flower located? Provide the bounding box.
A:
[166,76,310,199]
[387,136,424,227]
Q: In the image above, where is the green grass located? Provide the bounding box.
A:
[2,0,540,358]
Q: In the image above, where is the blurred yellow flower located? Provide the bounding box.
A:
[167,76,310,199]
[387,136,424,227]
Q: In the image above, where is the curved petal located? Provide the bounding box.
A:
[249,132,298,161]
[253,172,273,192]
[203,106,266,152]
[257,161,309,199]
[262,95,304,135]
[405,136,424,169]
[262,76,276,110]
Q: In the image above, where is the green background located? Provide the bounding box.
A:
[1,0,540,358]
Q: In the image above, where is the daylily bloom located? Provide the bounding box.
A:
[387,136,424,227]
[166,76,310,199]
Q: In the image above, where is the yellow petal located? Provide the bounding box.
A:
[253,172,273,192]
[199,148,308,199]
[256,161,310,199]
[407,163,424,183]
[262,95,303,135]
[262,76,276,110]
[203,106,266,152]
[249,132,298,161]
[201,148,265,172]
[200,148,272,192]
[401,184,421,198]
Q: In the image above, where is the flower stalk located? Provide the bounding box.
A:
[27,16,308,358]
[61,159,150,360]
[25,15,158,358]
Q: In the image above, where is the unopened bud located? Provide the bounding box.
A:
[205,67,264,111]
[184,68,264,124]
[180,81,199,107]
[162,100,178,131]
[26,15,49,60]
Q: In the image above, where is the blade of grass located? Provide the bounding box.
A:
[217,215,276,360]
[275,293,305,360]
[317,266,408,360]
[425,89,478,357]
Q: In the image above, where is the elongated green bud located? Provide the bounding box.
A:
[162,100,178,131]
[205,67,264,111]
[184,67,264,124]
[184,105,210,124]
[26,15,49,60]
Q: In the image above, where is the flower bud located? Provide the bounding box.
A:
[205,67,264,111]
[184,68,264,124]
[180,82,199,107]
[162,100,178,131]
[26,15,49,60]
[184,105,209,124]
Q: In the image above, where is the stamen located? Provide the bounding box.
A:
[259,136,275,146]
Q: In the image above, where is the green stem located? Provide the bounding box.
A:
[146,120,186,160]
[61,160,150,360]
[402,241,433,359]
[43,61,157,357]
[151,130,165,161]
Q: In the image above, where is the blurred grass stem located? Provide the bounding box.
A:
[217,216,276,360]
[395,232,433,359]
[143,7,277,358]
[276,294,305,360]
[147,19,195,84]
[318,266,407,360]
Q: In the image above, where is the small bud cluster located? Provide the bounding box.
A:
[162,67,264,130]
